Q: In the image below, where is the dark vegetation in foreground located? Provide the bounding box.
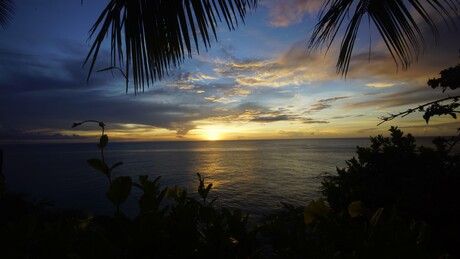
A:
[1,126,459,258]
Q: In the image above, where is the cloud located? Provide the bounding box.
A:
[190,72,217,81]
[278,130,317,138]
[302,118,329,124]
[222,87,252,98]
[306,96,351,113]
[167,71,253,104]
[213,41,337,88]
[0,50,222,139]
[197,102,291,124]
[202,101,331,125]
[0,126,88,143]
[205,95,239,104]
[330,115,352,120]
[170,122,196,136]
[365,82,398,88]
[342,85,447,111]
[358,121,459,137]
[262,0,323,27]
[251,114,294,122]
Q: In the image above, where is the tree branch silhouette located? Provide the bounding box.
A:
[377,95,460,126]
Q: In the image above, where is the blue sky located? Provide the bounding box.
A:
[0,0,459,143]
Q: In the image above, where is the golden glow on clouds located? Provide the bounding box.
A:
[206,131,220,141]
[365,82,398,88]
[190,72,217,81]
[212,43,336,89]
[193,125,229,141]
[205,95,238,104]
[263,0,323,27]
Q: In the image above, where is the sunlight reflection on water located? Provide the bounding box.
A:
[3,139,370,217]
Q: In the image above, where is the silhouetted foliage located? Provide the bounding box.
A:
[322,127,460,257]
[261,199,432,258]
[428,63,460,92]
[0,148,5,199]
[380,61,460,126]
[85,0,257,93]
[0,0,13,29]
[308,0,459,76]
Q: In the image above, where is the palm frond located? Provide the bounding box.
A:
[308,0,460,76]
[85,0,257,93]
[0,0,13,29]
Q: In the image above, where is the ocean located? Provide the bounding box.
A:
[0,138,430,217]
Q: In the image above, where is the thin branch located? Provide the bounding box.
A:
[378,95,460,125]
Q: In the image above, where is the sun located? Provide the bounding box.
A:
[200,126,224,141]
[207,132,220,141]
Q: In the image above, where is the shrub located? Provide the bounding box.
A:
[322,126,460,257]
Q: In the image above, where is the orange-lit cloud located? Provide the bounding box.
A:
[365,82,398,88]
[262,0,323,27]
[213,41,337,88]
[205,95,239,104]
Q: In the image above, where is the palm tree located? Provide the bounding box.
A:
[85,0,459,91]
[0,0,13,29]
[85,0,257,93]
[308,0,460,76]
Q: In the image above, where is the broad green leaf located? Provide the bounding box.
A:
[106,176,132,205]
[306,198,331,215]
[138,175,160,194]
[87,158,109,176]
[348,201,365,218]
[139,175,149,186]
[165,186,181,198]
[304,198,331,224]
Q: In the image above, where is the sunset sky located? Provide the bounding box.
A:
[1,0,459,143]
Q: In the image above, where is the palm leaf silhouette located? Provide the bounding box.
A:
[85,0,257,93]
[308,0,459,76]
[0,0,13,29]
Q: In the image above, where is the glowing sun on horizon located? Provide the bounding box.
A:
[207,132,220,141]
[203,129,221,141]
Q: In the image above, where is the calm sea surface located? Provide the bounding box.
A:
[1,138,416,217]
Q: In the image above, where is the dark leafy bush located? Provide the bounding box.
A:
[0,175,261,258]
[261,199,432,259]
[322,126,460,257]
